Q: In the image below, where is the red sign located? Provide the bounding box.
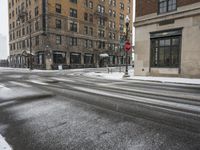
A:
[124,41,132,52]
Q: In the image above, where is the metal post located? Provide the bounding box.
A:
[123,18,130,77]
[29,21,33,70]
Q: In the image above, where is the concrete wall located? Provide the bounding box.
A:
[135,2,200,78]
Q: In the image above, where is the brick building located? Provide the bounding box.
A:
[134,0,200,78]
[8,0,133,70]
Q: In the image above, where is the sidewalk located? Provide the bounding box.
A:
[84,69,200,85]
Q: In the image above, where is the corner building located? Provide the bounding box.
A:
[8,0,133,70]
[135,0,200,78]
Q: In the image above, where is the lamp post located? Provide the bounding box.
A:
[123,15,130,77]
[17,12,33,70]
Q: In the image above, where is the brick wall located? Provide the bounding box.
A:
[136,0,200,17]
[178,0,200,7]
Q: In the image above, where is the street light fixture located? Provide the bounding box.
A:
[17,11,33,70]
[123,15,130,78]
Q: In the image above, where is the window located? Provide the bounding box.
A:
[98,41,105,49]
[97,5,105,13]
[84,13,88,21]
[35,6,39,16]
[113,0,116,6]
[84,54,93,64]
[35,36,39,45]
[69,37,77,46]
[56,19,62,29]
[56,35,62,44]
[70,22,77,32]
[70,0,77,4]
[36,52,45,65]
[109,0,112,5]
[84,26,88,34]
[109,55,115,65]
[120,3,124,10]
[84,40,93,48]
[98,30,105,38]
[70,53,81,64]
[89,27,93,36]
[70,8,77,18]
[151,36,181,67]
[53,51,66,64]
[158,0,176,14]
[113,11,116,17]
[35,21,39,31]
[56,4,61,13]
[89,1,93,8]
[120,14,124,20]
[98,18,105,26]
[109,10,112,17]
[89,14,93,22]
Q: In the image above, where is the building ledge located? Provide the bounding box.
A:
[135,2,200,27]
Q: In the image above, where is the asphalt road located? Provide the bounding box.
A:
[0,68,200,150]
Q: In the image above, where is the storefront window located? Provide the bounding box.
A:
[36,52,45,65]
[151,36,180,67]
[70,52,81,64]
[84,53,93,64]
[53,51,66,64]
[109,55,115,65]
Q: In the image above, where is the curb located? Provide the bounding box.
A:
[126,78,200,86]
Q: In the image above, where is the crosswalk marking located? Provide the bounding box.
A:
[9,81,32,88]
[27,80,49,85]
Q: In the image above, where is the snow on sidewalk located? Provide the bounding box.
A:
[130,76,200,85]
[85,70,200,85]
[0,134,12,150]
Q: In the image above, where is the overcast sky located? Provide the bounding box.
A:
[0,0,8,58]
[0,0,8,37]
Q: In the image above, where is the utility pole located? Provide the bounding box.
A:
[123,15,130,77]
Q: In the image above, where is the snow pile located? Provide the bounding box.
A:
[130,76,200,85]
[86,72,124,80]
[0,135,12,150]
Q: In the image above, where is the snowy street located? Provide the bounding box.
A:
[0,67,200,150]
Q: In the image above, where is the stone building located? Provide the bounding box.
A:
[8,0,133,70]
[134,0,200,78]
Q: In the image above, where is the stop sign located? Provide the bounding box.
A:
[124,41,131,52]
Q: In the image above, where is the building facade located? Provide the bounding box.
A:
[135,0,200,78]
[8,0,133,70]
[0,34,8,60]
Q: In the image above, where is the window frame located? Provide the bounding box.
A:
[150,36,181,68]
[158,0,177,14]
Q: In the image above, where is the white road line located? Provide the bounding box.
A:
[0,134,12,150]
[9,81,32,88]
[0,84,5,88]
[27,80,49,85]
[0,84,10,90]
[51,77,75,82]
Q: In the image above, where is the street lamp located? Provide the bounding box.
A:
[123,15,130,77]
[17,12,33,70]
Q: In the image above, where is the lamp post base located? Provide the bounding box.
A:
[123,72,130,78]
